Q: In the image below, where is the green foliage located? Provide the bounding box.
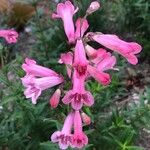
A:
[0,0,150,150]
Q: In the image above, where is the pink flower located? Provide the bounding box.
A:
[58,52,73,78]
[88,33,142,65]
[49,89,61,108]
[73,40,111,85]
[87,65,111,85]
[75,18,89,39]
[86,1,100,15]
[0,29,18,44]
[62,71,94,110]
[73,39,88,78]
[22,75,63,104]
[52,1,78,43]
[71,111,88,149]
[97,55,116,72]
[22,58,58,77]
[21,58,63,104]
[81,112,91,125]
[86,45,111,62]
[51,112,74,149]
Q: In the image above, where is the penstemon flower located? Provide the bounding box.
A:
[71,111,88,149]
[0,29,18,44]
[52,0,78,43]
[21,1,142,149]
[62,70,94,110]
[21,58,63,104]
[86,32,142,65]
[51,112,74,149]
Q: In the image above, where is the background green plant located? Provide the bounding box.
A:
[0,0,150,150]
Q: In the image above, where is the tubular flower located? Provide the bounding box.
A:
[21,58,63,104]
[87,33,142,65]
[0,29,18,43]
[22,58,57,77]
[51,112,74,149]
[52,1,78,43]
[62,70,94,110]
[73,39,88,78]
[71,111,88,149]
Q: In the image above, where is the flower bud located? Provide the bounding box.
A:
[86,1,100,15]
[49,89,61,108]
[81,112,91,125]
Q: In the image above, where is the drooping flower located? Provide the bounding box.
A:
[52,1,78,43]
[62,70,94,110]
[49,89,61,108]
[21,58,63,104]
[86,1,100,15]
[87,65,111,85]
[71,111,88,149]
[87,33,142,65]
[0,29,18,43]
[75,18,89,39]
[51,112,74,149]
[81,112,91,125]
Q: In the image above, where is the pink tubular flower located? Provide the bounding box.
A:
[62,71,94,110]
[87,65,111,85]
[22,75,63,104]
[51,112,74,149]
[81,112,91,125]
[21,58,63,104]
[75,18,89,39]
[58,52,73,78]
[22,58,58,77]
[52,1,78,43]
[86,1,100,15]
[73,39,88,78]
[71,111,88,149]
[49,89,61,108]
[0,29,18,44]
[88,33,142,65]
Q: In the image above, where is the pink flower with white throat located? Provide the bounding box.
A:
[52,1,78,43]
[71,111,88,149]
[87,32,142,65]
[51,112,74,149]
[21,58,63,104]
[0,29,18,44]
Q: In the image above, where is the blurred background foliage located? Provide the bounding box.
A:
[0,0,150,150]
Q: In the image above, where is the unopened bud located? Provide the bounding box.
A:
[81,112,91,125]
[49,89,61,108]
[86,1,100,15]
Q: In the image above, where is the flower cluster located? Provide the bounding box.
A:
[21,1,142,149]
[0,29,18,44]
